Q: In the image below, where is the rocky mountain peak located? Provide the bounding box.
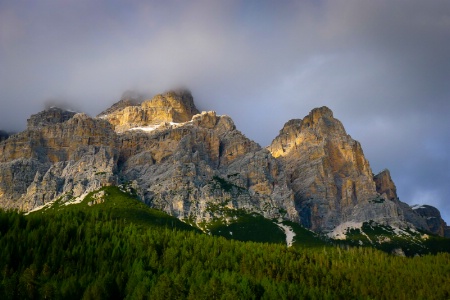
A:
[268,107,401,231]
[27,107,77,130]
[308,106,334,123]
[101,90,200,132]
[97,99,140,117]
[142,90,199,120]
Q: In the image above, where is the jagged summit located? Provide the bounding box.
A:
[308,105,334,120]
[27,107,77,130]
[100,90,200,132]
[374,169,398,201]
[268,107,387,231]
[97,100,139,117]
[96,90,146,117]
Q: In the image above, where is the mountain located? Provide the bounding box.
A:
[267,107,449,238]
[268,107,399,232]
[0,90,449,246]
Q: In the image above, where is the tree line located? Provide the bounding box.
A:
[0,209,449,299]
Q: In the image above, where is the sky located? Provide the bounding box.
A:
[1,0,449,222]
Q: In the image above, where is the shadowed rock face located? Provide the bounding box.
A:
[373,169,449,236]
[27,107,77,130]
[374,169,398,201]
[268,107,406,231]
[411,205,449,237]
[0,110,118,211]
[0,130,9,142]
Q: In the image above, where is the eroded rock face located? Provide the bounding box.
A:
[411,205,449,237]
[27,107,77,130]
[268,107,405,231]
[118,111,297,223]
[102,90,200,132]
[374,169,398,201]
[0,110,118,210]
[374,170,449,237]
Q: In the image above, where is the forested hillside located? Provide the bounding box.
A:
[1,200,449,299]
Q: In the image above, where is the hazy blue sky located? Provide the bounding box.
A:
[1,0,449,222]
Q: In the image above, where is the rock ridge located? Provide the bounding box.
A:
[0,94,447,238]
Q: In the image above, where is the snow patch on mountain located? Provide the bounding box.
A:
[412,204,427,210]
[63,192,88,206]
[24,198,59,215]
[327,221,364,240]
[128,121,192,133]
[277,222,296,247]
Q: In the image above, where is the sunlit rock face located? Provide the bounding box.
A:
[268,107,406,231]
[118,110,298,223]
[101,90,200,133]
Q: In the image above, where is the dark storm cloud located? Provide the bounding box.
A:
[1,0,449,221]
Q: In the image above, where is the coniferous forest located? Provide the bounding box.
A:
[1,189,449,299]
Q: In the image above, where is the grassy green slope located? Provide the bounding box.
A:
[29,186,450,255]
[29,186,199,233]
[201,210,286,244]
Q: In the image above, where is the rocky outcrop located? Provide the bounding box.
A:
[268,107,406,231]
[102,90,200,132]
[118,111,297,223]
[0,110,118,210]
[411,205,449,237]
[27,107,77,130]
[374,169,398,201]
[373,170,449,237]
[97,91,142,117]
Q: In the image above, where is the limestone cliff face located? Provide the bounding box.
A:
[118,111,297,223]
[411,205,448,237]
[102,90,200,132]
[268,107,405,231]
[374,169,398,201]
[27,107,77,130]
[373,169,449,237]
[0,110,118,210]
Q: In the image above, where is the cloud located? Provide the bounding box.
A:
[1,0,449,222]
